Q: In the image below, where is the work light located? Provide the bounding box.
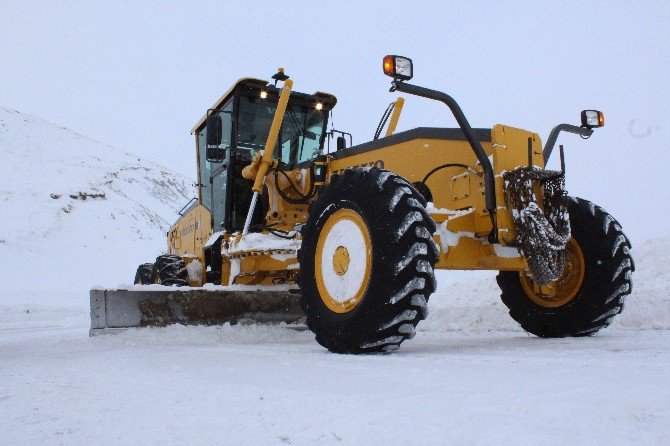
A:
[383,55,413,81]
[581,110,604,129]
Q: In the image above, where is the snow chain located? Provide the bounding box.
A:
[503,167,571,285]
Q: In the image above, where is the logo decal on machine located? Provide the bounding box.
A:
[179,224,196,237]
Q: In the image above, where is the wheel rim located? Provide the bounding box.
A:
[520,238,586,308]
[315,208,372,314]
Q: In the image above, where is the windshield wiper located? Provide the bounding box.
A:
[286,106,305,137]
[284,106,308,163]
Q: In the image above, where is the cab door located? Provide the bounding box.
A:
[201,101,233,232]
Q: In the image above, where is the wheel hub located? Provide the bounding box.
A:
[315,208,372,313]
[520,238,586,308]
[332,246,350,276]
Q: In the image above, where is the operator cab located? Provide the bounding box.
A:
[191,78,336,232]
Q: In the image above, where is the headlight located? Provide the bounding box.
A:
[383,55,413,81]
[581,110,604,129]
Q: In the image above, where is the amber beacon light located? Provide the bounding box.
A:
[383,55,413,81]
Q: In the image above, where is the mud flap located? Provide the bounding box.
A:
[89,288,304,336]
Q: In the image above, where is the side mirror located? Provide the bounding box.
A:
[206,146,227,163]
[206,114,222,146]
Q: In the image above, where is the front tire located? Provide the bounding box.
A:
[498,197,634,337]
[298,168,439,353]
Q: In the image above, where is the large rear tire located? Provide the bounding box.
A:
[298,168,439,353]
[153,255,189,287]
[498,197,634,337]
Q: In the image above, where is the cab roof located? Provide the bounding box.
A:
[191,78,268,134]
[191,77,337,135]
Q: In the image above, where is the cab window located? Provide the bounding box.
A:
[280,105,325,167]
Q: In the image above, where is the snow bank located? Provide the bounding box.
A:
[613,236,670,330]
[425,236,669,332]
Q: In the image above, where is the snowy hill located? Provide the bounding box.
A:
[0,107,194,310]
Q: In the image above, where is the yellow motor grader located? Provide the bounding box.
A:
[90,56,633,353]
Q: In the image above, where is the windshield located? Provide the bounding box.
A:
[237,95,325,167]
[237,95,275,152]
[280,105,324,166]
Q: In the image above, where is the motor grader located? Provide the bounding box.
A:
[90,56,634,353]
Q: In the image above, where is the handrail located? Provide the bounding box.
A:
[177,197,198,216]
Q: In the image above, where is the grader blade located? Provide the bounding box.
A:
[89,287,304,335]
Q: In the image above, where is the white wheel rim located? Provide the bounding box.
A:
[320,218,369,303]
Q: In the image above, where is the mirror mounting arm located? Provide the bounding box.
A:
[543,124,593,163]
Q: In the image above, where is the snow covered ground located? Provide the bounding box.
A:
[1,326,668,445]
[1,109,669,444]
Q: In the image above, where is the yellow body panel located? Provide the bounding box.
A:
[168,204,212,284]
[491,124,544,245]
[229,255,299,285]
[222,232,299,286]
[324,133,530,271]
[332,139,486,203]
[330,137,492,234]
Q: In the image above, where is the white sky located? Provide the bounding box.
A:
[2,0,669,244]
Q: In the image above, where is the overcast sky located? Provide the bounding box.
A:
[2,1,669,244]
